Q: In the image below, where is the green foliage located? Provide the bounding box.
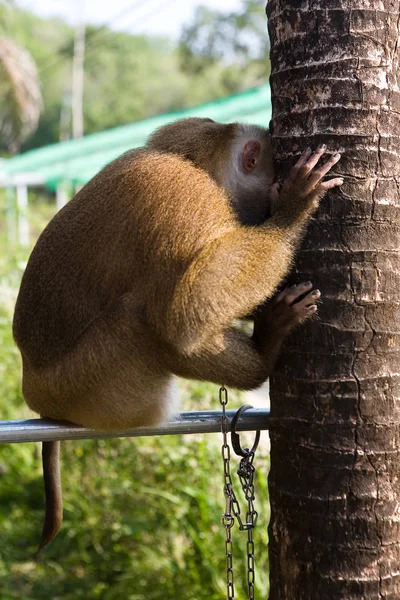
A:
[0,1,270,154]
[0,426,270,599]
[179,0,270,89]
[83,32,190,134]
[0,206,270,599]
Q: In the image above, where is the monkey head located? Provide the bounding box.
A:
[222,123,274,225]
[147,118,274,226]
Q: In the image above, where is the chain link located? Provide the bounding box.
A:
[220,386,259,600]
[220,386,235,600]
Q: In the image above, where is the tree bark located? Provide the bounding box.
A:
[266,1,400,598]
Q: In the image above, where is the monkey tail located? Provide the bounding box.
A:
[36,440,63,555]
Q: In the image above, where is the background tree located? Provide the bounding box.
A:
[0,3,73,151]
[180,0,269,92]
[267,1,400,598]
[0,38,42,153]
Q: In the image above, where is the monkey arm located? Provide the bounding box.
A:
[164,218,304,354]
[165,326,284,390]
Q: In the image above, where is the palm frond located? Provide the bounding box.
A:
[0,38,42,153]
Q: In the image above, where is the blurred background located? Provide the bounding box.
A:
[0,1,271,598]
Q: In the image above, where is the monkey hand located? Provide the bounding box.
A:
[272,146,343,222]
[253,282,320,349]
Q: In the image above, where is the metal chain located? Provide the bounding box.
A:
[220,385,235,600]
[238,451,257,599]
[220,386,259,600]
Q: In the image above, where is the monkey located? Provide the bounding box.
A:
[12,117,343,552]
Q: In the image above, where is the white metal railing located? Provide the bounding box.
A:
[0,408,269,444]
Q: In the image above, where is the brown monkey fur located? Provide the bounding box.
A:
[12,118,343,551]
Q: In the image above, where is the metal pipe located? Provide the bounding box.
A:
[0,409,269,444]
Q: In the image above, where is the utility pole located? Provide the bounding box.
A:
[59,91,72,142]
[72,1,85,139]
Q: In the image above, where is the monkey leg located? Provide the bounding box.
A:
[22,296,177,431]
[165,327,282,391]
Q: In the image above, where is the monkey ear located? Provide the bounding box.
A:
[242,140,261,173]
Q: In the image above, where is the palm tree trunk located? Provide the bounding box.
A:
[266,1,400,598]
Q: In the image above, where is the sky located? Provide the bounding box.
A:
[18,0,244,39]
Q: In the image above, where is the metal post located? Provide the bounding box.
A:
[5,185,17,244]
[72,1,86,139]
[16,184,29,247]
[56,184,69,211]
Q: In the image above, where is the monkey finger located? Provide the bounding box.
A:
[301,170,343,198]
[306,304,318,315]
[307,153,341,184]
[295,304,318,321]
[302,304,318,318]
[272,287,289,305]
[282,281,313,305]
[289,148,312,180]
[296,145,328,180]
[318,177,344,190]
[293,289,321,309]
[280,301,318,332]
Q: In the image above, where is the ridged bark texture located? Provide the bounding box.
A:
[267,1,400,598]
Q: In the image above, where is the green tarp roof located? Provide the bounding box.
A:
[2,85,271,188]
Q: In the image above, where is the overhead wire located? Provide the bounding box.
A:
[83,0,180,57]
[98,0,149,28]
[37,0,169,77]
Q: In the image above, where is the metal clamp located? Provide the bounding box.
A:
[230,404,260,458]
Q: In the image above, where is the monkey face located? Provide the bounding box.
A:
[226,126,275,226]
